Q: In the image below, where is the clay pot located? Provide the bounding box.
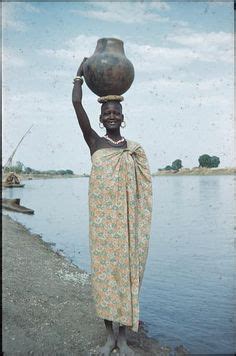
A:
[83,38,135,97]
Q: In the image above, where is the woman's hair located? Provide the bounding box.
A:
[101,101,122,112]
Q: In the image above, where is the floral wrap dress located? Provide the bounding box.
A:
[88,139,152,331]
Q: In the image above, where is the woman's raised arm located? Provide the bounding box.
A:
[72,58,93,144]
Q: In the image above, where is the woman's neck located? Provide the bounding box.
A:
[105,129,122,139]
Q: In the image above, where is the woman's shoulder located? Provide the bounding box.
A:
[126,139,142,149]
[126,139,148,157]
[126,138,140,145]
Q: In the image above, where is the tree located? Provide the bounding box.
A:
[199,154,220,168]
[15,161,24,172]
[171,159,182,170]
[24,166,33,174]
[210,156,220,168]
[58,169,66,175]
[164,165,173,170]
[198,154,212,168]
[65,169,74,175]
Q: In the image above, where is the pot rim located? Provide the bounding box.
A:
[97,37,124,45]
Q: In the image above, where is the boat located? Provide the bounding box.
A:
[2,198,34,214]
[2,183,25,188]
[2,182,25,188]
[2,172,25,188]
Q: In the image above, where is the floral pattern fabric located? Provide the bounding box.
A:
[88,140,152,332]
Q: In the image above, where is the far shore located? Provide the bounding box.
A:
[19,173,88,180]
[152,167,236,176]
[14,167,236,181]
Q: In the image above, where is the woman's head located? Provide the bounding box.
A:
[100,101,124,130]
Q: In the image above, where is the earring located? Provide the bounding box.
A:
[99,122,104,129]
[121,121,126,128]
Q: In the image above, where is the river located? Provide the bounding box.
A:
[3,175,235,354]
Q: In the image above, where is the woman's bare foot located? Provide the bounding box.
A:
[99,334,116,356]
[117,325,135,356]
[99,320,116,356]
[117,339,134,356]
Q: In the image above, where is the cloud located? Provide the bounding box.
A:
[167,31,233,64]
[139,77,232,93]
[208,1,233,6]
[2,2,41,31]
[71,2,170,24]
[168,31,233,47]
[148,2,170,11]
[38,29,233,82]
[126,42,204,72]
[132,76,233,111]
[40,34,98,60]
[2,48,26,69]
[20,3,41,13]
[2,4,27,32]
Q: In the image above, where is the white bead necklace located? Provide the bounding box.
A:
[103,135,125,145]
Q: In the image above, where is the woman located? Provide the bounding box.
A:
[72,58,152,356]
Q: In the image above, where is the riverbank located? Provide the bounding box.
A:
[12,173,87,181]
[15,167,235,181]
[2,215,188,355]
[152,167,236,176]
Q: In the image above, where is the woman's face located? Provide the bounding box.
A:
[100,102,124,130]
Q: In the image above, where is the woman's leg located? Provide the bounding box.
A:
[117,325,134,355]
[99,319,116,356]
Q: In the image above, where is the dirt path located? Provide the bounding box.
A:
[2,215,188,355]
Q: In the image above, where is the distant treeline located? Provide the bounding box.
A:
[159,154,220,171]
[4,161,74,175]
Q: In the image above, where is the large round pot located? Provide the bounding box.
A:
[83,38,135,97]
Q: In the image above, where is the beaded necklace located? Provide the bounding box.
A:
[103,135,125,145]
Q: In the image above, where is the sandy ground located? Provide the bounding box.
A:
[2,215,189,355]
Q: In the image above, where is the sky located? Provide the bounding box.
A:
[2,1,234,174]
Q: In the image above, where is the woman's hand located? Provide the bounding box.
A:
[76,57,88,77]
[73,57,88,103]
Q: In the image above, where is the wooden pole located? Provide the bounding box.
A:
[3,125,34,174]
